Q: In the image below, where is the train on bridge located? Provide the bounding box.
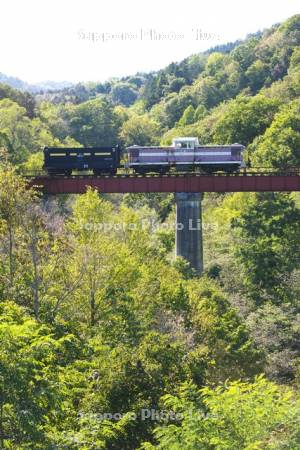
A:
[43,137,245,176]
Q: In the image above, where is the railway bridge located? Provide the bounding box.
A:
[26,170,300,274]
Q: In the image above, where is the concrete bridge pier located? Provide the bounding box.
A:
[175,192,203,274]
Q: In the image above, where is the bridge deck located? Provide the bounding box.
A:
[26,172,300,194]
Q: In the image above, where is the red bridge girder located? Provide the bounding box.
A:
[26,173,300,194]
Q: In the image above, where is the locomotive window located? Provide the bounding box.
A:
[179,142,195,150]
[50,153,66,156]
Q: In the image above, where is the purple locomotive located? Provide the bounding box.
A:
[126,137,245,174]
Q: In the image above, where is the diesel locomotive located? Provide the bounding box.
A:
[43,138,245,175]
[126,137,245,174]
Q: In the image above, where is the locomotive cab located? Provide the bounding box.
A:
[172,137,199,150]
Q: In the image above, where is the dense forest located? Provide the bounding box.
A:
[1,14,300,449]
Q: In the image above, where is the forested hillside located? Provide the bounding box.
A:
[0,73,73,93]
[1,14,300,449]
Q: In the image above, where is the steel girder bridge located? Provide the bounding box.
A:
[25,170,300,194]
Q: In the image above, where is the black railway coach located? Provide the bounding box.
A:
[43,146,120,176]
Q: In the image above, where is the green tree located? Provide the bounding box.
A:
[186,278,263,383]
[67,97,120,146]
[120,114,161,146]
[178,105,195,126]
[0,302,72,448]
[162,91,196,128]
[192,76,222,109]
[0,166,36,300]
[232,192,300,302]
[232,36,259,71]
[245,60,270,92]
[0,83,35,118]
[194,104,207,121]
[289,47,300,72]
[251,99,300,168]
[142,376,300,449]
[212,94,280,145]
[111,82,138,106]
[0,99,57,164]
